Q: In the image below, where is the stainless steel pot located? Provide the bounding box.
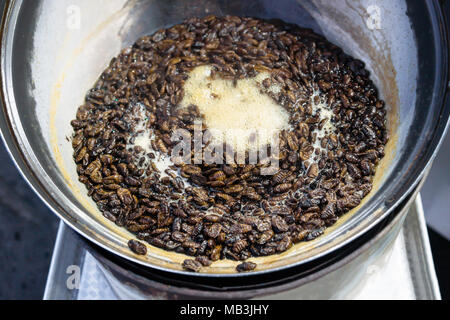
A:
[0,0,449,277]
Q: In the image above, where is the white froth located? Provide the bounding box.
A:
[310,91,336,156]
[127,104,192,187]
[127,104,171,179]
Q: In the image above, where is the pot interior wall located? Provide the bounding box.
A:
[4,0,431,274]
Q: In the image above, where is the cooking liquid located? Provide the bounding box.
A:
[128,66,336,182]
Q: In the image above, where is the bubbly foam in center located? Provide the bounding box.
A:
[180,65,290,152]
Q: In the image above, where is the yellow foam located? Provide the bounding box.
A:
[180,65,290,152]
